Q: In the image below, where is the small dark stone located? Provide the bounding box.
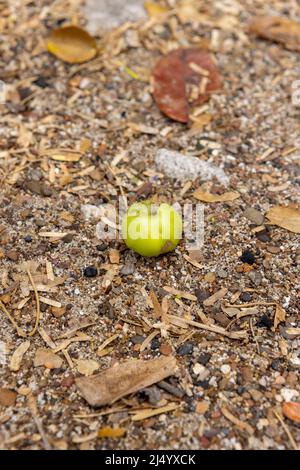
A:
[256,314,272,329]
[194,379,210,389]
[198,352,212,366]
[98,301,114,319]
[62,233,74,243]
[237,385,246,395]
[176,342,194,356]
[195,289,210,305]
[151,338,160,350]
[256,230,271,243]
[240,292,252,302]
[33,76,50,88]
[271,358,283,371]
[131,335,145,345]
[6,250,19,261]
[83,266,98,278]
[240,250,256,265]
[184,397,196,413]
[96,244,107,251]
[24,235,32,243]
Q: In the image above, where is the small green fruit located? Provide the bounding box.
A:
[122,201,182,257]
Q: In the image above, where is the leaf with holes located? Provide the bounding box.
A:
[152,48,221,123]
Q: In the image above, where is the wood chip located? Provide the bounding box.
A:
[10,341,30,371]
[75,356,177,407]
[163,286,197,301]
[97,334,119,355]
[34,348,63,369]
[273,304,286,330]
[131,403,178,421]
[194,188,240,203]
[203,288,228,306]
[98,427,127,438]
[75,359,100,376]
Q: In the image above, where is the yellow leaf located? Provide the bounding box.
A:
[266,206,300,234]
[144,2,169,17]
[98,427,126,438]
[46,26,97,64]
[194,188,240,203]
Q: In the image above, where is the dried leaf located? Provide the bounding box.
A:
[249,16,300,51]
[76,359,100,376]
[76,356,177,407]
[203,288,228,307]
[266,206,300,234]
[47,26,97,64]
[152,48,220,123]
[98,427,126,438]
[10,341,30,372]
[34,348,63,369]
[163,286,197,301]
[144,2,169,17]
[282,402,300,424]
[194,188,240,203]
[273,304,286,330]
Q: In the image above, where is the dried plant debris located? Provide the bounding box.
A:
[282,403,300,424]
[76,356,177,407]
[194,188,240,203]
[152,48,220,123]
[266,206,300,234]
[249,16,300,51]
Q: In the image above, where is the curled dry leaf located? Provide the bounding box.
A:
[76,356,177,407]
[47,26,97,64]
[152,48,220,123]
[249,16,300,51]
[194,188,240,203]
[10,341,30,372]
[266,206,300,234]
[282,402,300,424]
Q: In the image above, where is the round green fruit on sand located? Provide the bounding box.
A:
[122,201,182,257]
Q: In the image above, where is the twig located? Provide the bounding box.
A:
[274,410,298,450]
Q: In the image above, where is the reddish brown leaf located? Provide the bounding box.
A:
[249,16,300,51]
[152,48,220,123]
[282,402,300,424]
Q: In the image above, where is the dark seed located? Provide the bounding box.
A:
[256,314,272,329]
[151,338,160,350]
[83,266,98,278]
[24,235,32,243]
[240,250,256,265]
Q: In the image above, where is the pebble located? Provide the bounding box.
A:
[24,235,32,243]
[243,207,264,225]
[240,292,252,302]
[198,352,212,366]
[247,270,262,286]
[195,289,210,304]
[217,269,228,278]
[83,266,98,278]
[256,230,271,243]
[280,388,299,402]
[220,364,231,375]
[131,335,145,345]
[176,342,194,356]
[155,149,229,184]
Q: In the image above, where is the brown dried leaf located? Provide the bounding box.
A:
[273,304,286,330]
[47,26,97,64]
[194,188,240,203]
[98,427,127,438]
[76,356,177,407]
[34,348,63,369]
[249,16,300,51]
[0,388,17,407]
[282,402,300,424]
[266,206,300,234]
[152,48,220,123]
